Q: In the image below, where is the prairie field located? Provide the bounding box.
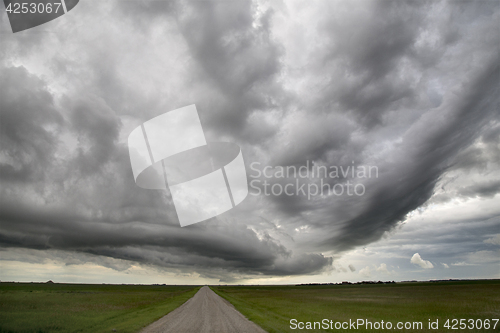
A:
[212,280,500,333]
[1,280,498,333]
[0,283,199,333]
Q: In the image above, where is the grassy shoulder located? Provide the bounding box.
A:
[211,280,500,333]
[0,283,200,333]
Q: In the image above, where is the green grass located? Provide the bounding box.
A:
[0,282,200,333]
[211,280,500,333]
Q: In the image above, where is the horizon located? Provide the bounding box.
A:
[1,0,499,285]
[3,278,500,286]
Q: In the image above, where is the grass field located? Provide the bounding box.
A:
[0,282,200,333]
[212,280,500,333]
[1,280,498,333]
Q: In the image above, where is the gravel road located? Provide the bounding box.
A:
[140,286,267,333]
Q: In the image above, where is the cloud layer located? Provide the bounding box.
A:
[1,0,499,282]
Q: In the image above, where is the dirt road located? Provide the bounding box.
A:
[140,286,267,333]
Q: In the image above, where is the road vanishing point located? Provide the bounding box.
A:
[140,286,267,333]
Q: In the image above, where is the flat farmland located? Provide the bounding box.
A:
[1,280,498,333]
[212,280,500,333]
[0,283,199,333]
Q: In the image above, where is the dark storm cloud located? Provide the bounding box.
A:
[117,0,177,23]
[451,121,500,172]
[0,66,62,182]
[317,0,425,127]
[66,96,122,175]
[1,0,499,280]
[323,58,499,252]
[240,0,499,258]
[0,200,331,276]
[176,0,284,141]
[0,60,330,277]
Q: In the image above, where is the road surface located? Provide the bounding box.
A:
[140,286,267,333]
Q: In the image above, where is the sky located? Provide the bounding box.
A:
[0,0,499,285]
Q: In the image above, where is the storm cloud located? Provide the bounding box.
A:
[0,0,499,282]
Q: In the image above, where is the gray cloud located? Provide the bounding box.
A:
[322,57,499,252]
[0,200,331,278]
[317,0,425,127]
[175,0,284,142]
[1,0,499,282]
[0,66,62,183]
[66,96,122,175]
